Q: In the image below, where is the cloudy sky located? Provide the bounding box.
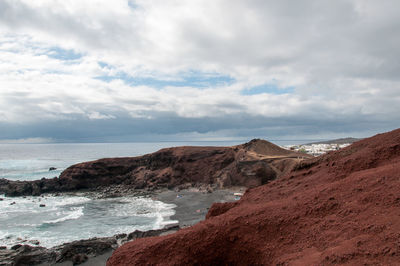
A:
[0,0,399,143]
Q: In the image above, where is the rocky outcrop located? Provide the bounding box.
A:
[108,128,400,265]
[0,177,62,197]
[0,139,309,196]
[0,225,179,266]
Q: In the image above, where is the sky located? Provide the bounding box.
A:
[0,0,399,143]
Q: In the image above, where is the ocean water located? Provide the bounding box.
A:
[0,194,176,248]
[0,141,242,248]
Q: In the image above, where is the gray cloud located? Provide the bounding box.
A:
[0,110,395,142]
[0,0,399,142]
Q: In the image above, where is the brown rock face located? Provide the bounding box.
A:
[107,128,400,265]
[0,139,307,196]
[58,140,308,191]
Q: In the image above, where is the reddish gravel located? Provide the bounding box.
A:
[108,128,400,265]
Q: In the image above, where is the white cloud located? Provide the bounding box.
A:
[88,111,115,120]
[0,0,399,140]
[0,137,53,144]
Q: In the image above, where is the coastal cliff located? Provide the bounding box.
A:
[0,139,309,196]
[108,128,400,265]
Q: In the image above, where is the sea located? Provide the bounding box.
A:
[0,141,247,248]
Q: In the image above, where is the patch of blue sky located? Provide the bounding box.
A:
[127,0,138,9]
[96,67,235,89]
[46,47,82,61]
[98,61,111,68]
[241,84,294,95]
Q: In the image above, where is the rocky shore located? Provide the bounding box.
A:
[0,224,180,266]
[0,186,242,266]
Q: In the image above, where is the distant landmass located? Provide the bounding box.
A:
[304,137,361,145]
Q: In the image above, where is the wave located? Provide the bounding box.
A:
[0,195,177,248]
[106,197,177,229]
[51,196,91,207]
[43,207,84,224]
[0,195,90,212]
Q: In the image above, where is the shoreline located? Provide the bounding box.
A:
[0,187,245,266]
[155,188,245,228]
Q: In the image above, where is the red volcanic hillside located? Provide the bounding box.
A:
[108,128,400,265]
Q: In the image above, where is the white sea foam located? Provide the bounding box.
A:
[43,207,84,224]
[0,195,177,248]
[51,196,91,206]
[0,195,90,215]
[106,197,177,229]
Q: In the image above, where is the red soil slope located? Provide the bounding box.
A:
[108,128,400,265]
